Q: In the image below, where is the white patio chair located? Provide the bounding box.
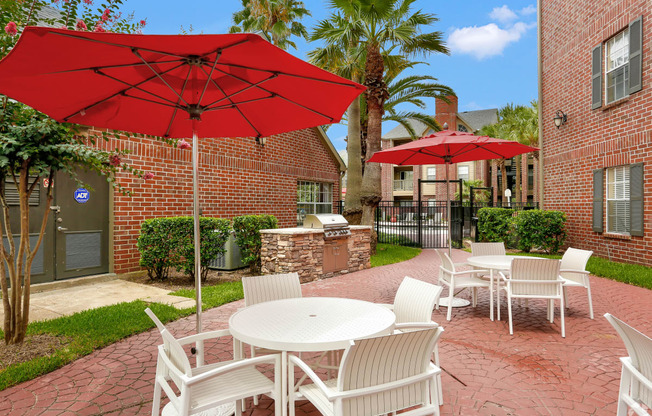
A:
[145,308,282,416]
[380,276,444,403]
[288,327,444,416]
[437,249,491,321]
[242,272,302,307]
[560,248,594,319]
[604,313,652,416]
[499,258,565,337]
[470,242,506,256]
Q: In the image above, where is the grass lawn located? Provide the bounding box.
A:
[0,244,415,391]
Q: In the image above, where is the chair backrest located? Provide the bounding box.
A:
[510,258,561,296]
[436,250,455,283]
[242,272,302,307]
[393,277,443,324]
[471,242,506,256]
[145,308,193,383]
[560,248,593,284]
[605,313,652,409]
[337,328,443,416]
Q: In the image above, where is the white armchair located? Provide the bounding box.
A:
[470,242,506,256]
[560,248,594,319]
[604,313,652,416]
[437,249,491,321]
[289,328,444,416]
[242,272,302,306]
[499,258,565,337]
[145,308,282,416]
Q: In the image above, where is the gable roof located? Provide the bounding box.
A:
[382,120,432,140]
[457,109,498,132]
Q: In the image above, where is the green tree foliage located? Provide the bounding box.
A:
[455,179,489,202]
[0,0,147,345]
[229,0,311,50]
[514,210,566,254]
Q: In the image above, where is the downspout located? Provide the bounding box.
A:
[537,0,545,208]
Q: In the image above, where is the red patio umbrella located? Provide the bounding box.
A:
[0,27,365,338]
[368,130,538,255]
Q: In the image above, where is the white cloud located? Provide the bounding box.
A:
[448,22,533,60]
[489,5,518,24]
[520,5,537,16]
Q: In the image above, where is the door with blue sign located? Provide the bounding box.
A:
[53,171,109,280]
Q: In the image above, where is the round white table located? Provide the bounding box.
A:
[466,255,542,321]
[229,297,396,415]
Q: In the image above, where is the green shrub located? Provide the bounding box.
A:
[137,218,177,280]
[232,215,278,272]
[477,207,515,245]
[137,217,231,281]
[514,210,567,254]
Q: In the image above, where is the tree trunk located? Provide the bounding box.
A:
[499,159,507,205]
[360,44,386,252]
[515,155,521,203]
[343,76,362,225]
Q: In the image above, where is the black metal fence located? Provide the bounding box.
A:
[335,200,539,248]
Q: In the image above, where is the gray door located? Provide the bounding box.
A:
[54,170,109,280]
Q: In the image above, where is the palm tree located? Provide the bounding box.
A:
[317,0,448,228]
[229,0,311,50]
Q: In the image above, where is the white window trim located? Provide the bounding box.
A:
[458,165,470,181]
[605,166,630,235]
[605,29,629,104]
[297,181,333,225]
[426,167,437,180]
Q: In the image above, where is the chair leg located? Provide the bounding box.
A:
[508,295,514,335]
[560,296,565,338]
[433,346,443,405]
[586,285,594,319]
[497,286,501,321]
[446,288,454,321]
[563,286,568,309]
[472,287,477,307]
[151,380,162,416]
[235,400,243,416]
[616,366,631,416]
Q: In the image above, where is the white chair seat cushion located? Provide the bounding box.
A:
[189,365,275,409]
[299,378,339,416]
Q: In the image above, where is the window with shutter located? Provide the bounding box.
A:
[629,163,644,236]
[591,45,602,109]
[606,166,630,234]
[605,30,629,104]
[592,169,603,232]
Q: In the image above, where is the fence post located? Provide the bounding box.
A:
[417,179,422,247]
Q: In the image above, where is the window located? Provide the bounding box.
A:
[426,167,436,180]
[606,166,630,234]
[593,164,644,236]
[605,29,629,104]
[457,124,468,132]
[458,165,469,181]
[592,17,642,109]
[297,181,332,225]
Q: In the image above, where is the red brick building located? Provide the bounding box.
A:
[541,1,651,265]
[23,127,344,283]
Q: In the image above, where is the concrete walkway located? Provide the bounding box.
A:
[1,249,651,415]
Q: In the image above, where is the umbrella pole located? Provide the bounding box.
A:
[192,124,204,365]
[446,163,451,257]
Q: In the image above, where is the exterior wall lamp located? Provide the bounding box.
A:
[553,110,567,128]
[255,136,266,146]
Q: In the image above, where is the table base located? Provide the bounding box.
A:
[162,402,235,416]
[437,297,471,308]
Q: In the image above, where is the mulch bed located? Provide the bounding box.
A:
[0,333,71,371]
[124,267,251,292]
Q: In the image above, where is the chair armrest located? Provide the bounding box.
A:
[186,353,280,386]
[394,322,439,331]
[328,366,441,400]
[498,271,509,281]
[560,269,590,275]
[177,329,231,345]
[450,269,490,276]
[289,354,335,399]
[621,357,652,392]
[377,303,394,310]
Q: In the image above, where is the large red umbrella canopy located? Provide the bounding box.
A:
[0,27,365,138]
[368,130,538,165]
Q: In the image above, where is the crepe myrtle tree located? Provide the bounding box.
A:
[0,0,153,345]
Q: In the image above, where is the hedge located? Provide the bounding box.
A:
[477,208,515,246]
[232,215,278,272]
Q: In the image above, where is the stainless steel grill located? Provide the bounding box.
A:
[303,213,351,239]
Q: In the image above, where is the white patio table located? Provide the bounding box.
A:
[228,297,396,416]
[467,255,543,321]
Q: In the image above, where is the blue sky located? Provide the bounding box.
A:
[125,0,538,151]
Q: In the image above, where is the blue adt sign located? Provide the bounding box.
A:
[74,188,90,204]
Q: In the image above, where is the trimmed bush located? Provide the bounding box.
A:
[514,209,567,254]
[477,207,515,245]
[232,215,278,272]
[137,217,231,281]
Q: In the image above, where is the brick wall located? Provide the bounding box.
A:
[93,127,342,273]
[541,0,651,265]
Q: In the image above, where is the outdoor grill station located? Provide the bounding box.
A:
[259,213,371,281]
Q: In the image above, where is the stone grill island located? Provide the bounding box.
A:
[260,214,371,282]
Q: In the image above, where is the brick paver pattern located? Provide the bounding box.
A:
[1,249,651,415]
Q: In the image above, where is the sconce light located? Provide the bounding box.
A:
[553,110,567,129]
[255,136,266,146]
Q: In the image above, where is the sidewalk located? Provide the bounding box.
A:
[0,248,651,415]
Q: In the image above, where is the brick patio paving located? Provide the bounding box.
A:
[1,249,650,415]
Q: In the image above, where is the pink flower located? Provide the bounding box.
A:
[177,139,191,150]
[101,9,111,21]
[140,19,147,27]
[143,172,155,180]
[75,19,88,31]
[94,23,105,33]
[83,0,93,4]
[108,154,121,167]
[4,22,17,36]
